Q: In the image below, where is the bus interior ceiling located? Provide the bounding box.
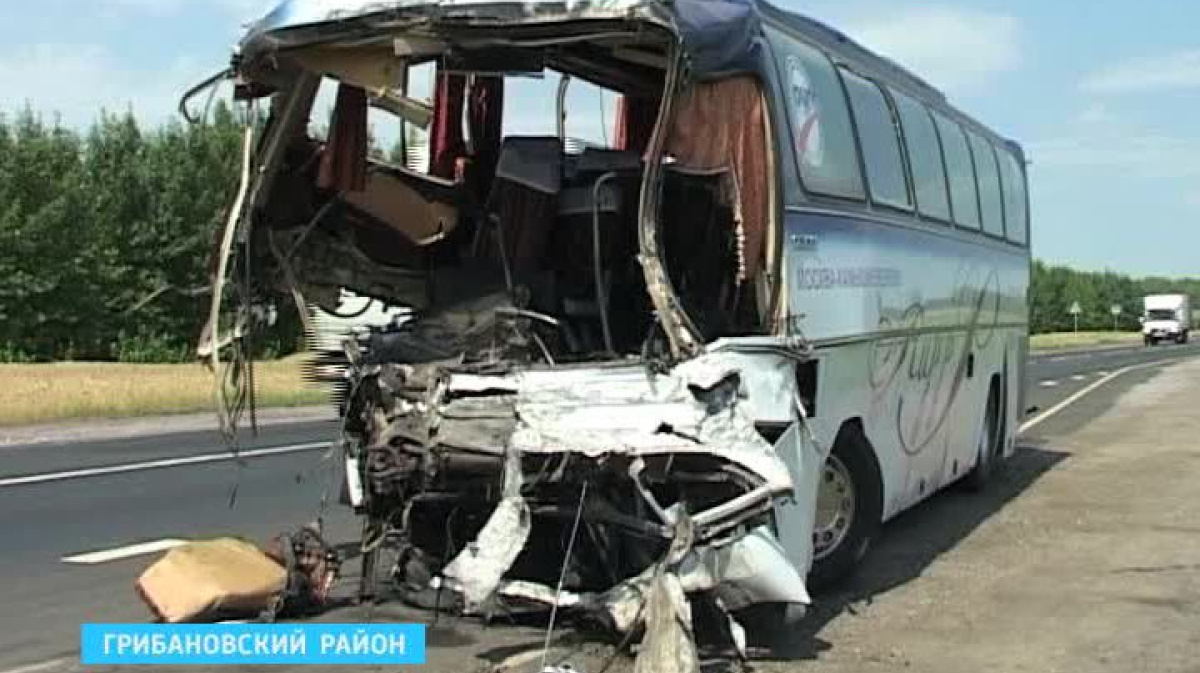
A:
[237,20,799,666]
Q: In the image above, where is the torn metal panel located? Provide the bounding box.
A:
[441,496,532,612]
[769,423,825,578]
[634,572,699,673]
[681,525,810,610]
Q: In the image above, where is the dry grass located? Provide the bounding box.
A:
[0,355,327,427]
[1030,331,1143,351]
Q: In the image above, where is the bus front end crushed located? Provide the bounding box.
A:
[194,0,819,663]
[344,349,809,646]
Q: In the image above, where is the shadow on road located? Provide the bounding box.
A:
[761,442,1069,662]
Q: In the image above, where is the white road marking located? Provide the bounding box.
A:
[1070,374,1087,381]
[1039,380,1059,387]
[62,538,188,565]
[0,441,327,489]
[0,657,76,673]
[1021,360,1172,433]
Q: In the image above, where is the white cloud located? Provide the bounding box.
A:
[1081,49,1200,94]
[101,0,273,20]
[1028,110,1200,181]
[0,43,216,128]
[843,6,1022,93]
[1076,103,1114,125]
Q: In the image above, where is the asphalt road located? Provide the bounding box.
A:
[0,341,1197,671]
[1024,340,1200,433]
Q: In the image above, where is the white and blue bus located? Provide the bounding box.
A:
[201,0,1031,628]
[759,7,1030,585]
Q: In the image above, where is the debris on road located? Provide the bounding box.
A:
[136,538,287,623]
[136,524,340,624]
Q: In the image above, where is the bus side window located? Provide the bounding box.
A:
[968,132,1005,238]
[931,112,981,230]
[998,148,1029,246]
[766,27,865,201]
[891,90,952,222]
[840,69,912,211]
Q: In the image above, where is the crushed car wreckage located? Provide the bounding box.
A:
[191,0,827,662]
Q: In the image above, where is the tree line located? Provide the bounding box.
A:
[0,103,1192,361]
[1031,260,1200,333]
[0,103,414,363]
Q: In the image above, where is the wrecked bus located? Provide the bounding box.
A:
[192,0,1030,649]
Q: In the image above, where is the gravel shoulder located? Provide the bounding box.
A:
[758,358,1200,673]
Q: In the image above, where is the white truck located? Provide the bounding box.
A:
[1143,294,1191,345]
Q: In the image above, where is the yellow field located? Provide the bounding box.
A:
[1030,331,1143,351]
[0,356,327,427]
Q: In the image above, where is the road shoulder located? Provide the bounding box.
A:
[0,406,334,448]
[760,356,1200,673]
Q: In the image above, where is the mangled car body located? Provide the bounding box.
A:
[193,0,1030,656]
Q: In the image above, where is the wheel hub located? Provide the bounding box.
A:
[812,454,856,561]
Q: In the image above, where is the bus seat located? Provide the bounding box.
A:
[340,160,463,246]
[484,136,564,274]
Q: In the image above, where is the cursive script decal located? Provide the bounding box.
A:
[868,267,1003,456]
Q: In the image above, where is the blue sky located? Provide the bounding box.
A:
[2,0,1198,276]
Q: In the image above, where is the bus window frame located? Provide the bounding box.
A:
[751,34,797,331]
[836,65,916,215]
[930,110,983,233]
[761,19,1030,251]
[888,87,954,227]
[997,145,1030,248]
[966,130,1008,242]
[764,24,869,207]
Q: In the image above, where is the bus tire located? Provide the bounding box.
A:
[964,379,1004,492]
[809,424,883,591]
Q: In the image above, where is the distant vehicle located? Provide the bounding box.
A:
[1143,294,1190,345]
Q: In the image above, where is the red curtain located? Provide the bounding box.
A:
[317,84,368,193]
[429,71,466,180]
[428,71,505,195]
[614,95,658,156]
[664,77,769,281]
[466,76,504,200]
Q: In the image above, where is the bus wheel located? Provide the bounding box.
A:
[965,382,1003,491]
[809,425,883,591]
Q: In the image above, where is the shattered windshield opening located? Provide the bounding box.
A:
[185,1,807,663]
[197,11,799,655]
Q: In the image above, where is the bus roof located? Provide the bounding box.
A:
[240,0,1019,153]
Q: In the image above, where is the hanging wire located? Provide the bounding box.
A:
[599,88,609,147]
[540,481,589,671]
[179,68,233,125]
[216,97,259,509]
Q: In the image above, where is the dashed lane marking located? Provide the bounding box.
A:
[0,657,77,673]
[1039,380,1059,387]
[62,538,187,565]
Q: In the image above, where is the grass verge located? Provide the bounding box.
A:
[1030,331,1143,351]
[0,355,327,428]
